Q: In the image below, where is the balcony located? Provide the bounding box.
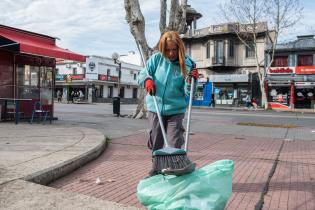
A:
[212,56,225,66]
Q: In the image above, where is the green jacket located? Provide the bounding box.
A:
[138,52,197,116]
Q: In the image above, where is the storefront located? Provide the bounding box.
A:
[0,24,85,120]
[295,66,315,109]
[266,66,315,109]
[265,67,295,109]
[207,74,250,106]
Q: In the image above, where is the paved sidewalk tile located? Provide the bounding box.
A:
[51,132,286,209]
[263,140,315,210]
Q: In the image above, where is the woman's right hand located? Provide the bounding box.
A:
[145,79,156,96]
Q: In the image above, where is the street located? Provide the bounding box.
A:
[53,102,315,140]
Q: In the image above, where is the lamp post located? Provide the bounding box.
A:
[111,51,135,117]
[111,53,121,117]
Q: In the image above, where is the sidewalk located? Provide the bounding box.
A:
[0,123,138,210]
[1,114,315,209]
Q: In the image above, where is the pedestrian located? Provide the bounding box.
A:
[138,31,198,176]
[57,90,62,103]
[209,93,215,107]
[79,90,84,101]
[251,97,258,110]
[245,94,251,108]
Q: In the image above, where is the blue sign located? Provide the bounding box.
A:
[56,74,64,81]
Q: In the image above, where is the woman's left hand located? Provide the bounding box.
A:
[189,69,199,80]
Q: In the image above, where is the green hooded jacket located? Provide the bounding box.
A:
[138,52,197,116]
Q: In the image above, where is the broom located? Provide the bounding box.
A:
[136,40,195,176]
[151,79,196,176]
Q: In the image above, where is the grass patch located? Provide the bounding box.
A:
[237,122,297,128]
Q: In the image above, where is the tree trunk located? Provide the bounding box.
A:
[124,0,188,118]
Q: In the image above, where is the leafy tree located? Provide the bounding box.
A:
[220,0,303,108]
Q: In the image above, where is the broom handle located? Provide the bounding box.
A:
[152,96,169,148]
[136,40,169,148]
[184,77,194,152]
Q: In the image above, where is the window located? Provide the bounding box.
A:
[107,69,111,76]
[55,68,59,75]
[214,40,224,58]
[213,40,224,64]
[134,73,137,80]
[298,55,313,66]
[245,43,255,58]
[272,56,288,67]
[72,67,77,75]
[206,42,210,59]
[229,40,234,57]
[17,65,40,100]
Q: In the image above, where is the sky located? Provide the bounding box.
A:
[0,0,314,65]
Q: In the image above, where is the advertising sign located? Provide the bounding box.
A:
[98,74,118,82]
[295,66,315,74]
[85,58,99,80]
[268,67,295,74]
[56,74,64,81]
[71,74,85,80]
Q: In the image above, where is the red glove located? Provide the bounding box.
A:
[145,79,156,96]
[189,68,199,80]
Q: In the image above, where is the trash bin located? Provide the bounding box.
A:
[113,97,120,116]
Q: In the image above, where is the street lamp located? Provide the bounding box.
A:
[111,51,135,117]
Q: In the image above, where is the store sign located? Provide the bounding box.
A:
[71,74,85,80]
[98,74,118,82]
[56,74,64,81]
[209,74,248,83]
[296,66,315,74]
[268,67,294,74]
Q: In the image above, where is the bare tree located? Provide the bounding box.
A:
[124,0,188,118]
[220,0,302,109]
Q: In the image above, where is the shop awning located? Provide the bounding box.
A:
[0,25,85,62]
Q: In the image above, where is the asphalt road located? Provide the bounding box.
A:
[53,103,315,141]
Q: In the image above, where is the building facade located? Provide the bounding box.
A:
[183,22,270,106]
[265,35,315,109]
[55,55,141,103]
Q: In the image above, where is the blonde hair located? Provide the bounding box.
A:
[159,31,187,77]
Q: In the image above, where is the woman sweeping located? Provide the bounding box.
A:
[138,31,198,176]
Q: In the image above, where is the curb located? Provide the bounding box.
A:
[24,136,108,186]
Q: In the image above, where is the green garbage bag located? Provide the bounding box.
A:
[137,159,234,210]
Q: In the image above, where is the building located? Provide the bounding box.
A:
[183,22,270,106]
[0,24,85,120]
[55,55,141,103]
[265,35,315,109]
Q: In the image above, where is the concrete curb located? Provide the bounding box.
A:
[24,136,108,185]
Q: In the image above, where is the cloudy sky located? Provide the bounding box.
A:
[0,0,314,64]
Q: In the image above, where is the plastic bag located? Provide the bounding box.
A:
[137,159,234,210]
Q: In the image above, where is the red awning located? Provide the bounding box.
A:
[0,25,85,62]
